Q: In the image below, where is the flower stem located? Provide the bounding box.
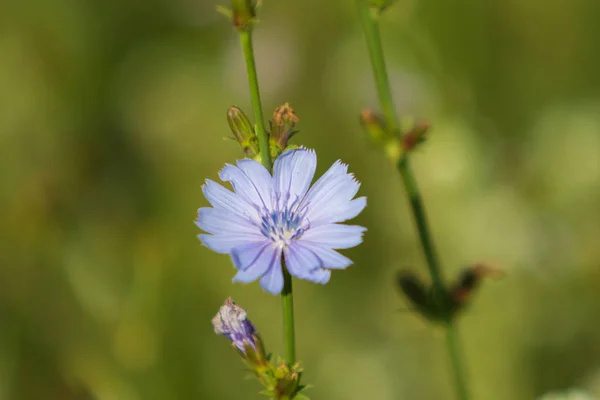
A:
[239,30,272,171]
[446,323,470,400]
[281,265,296,363]
[355,1,470,399]
[238,27,296,364]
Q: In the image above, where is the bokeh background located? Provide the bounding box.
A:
[2,0,600,399]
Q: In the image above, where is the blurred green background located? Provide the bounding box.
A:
[2,0,600,399]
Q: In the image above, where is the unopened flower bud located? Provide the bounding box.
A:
[212,297,267,367]
[273,362,290,380]
[275,371,300,400]
[269,103,299,158]
[231,0,256,31]
[396,271,429,309]
[360,109,390,143]
[360,109,402,162]
[402,121,430,151]
[227,106,259,157]
[367,0,396,11]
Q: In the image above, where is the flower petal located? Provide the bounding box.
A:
[284,244,334,284]
[236,159,273,208]
[307,268,331,284]
[198,233,265,254]
[196,207,260,235]
[273,148,316,209]
[300,160,362,225]
[232,243,281,284]
[219,163,270,210]
[202,179,259,221]
[301,224,366,249]
[284,243,320,279]
[231,241,270,271]
[300,160,347,202]
[294,241,353,269]
[312,196,367,226]
[259,254,284,294]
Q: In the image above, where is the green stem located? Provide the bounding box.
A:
[281,265,296,363]
[356,1,399,134]
[446,323,470,400]
[238,27,296,364]
[356,1,470,399]
[397,157,444,292]
[239,30,272,170]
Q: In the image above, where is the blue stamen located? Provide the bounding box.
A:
[259,198,306,245]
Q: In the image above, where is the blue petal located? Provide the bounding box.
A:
[284,243,320,279]
[259,256,284,294]
[301,160,347,203]
[311,197,367,226]
[284,244,334,284]
[301,224,366,249]
[307,268,331,284]
[301,160,362,226]
[198,233,265,254]
[219,163,270,210]
[202,180,259,221]
[232,242,280,284]
[294,241,353,269]
[231,241,270,271]
[196,207,260,235]
[236,159,273,207]
[273,148,316,209]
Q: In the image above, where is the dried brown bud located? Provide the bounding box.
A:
[450,262,504,305]
[402,121,430,151]
[269,103,299,158]
[273,103,298,126]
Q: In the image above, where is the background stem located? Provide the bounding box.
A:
[238,27,296,364]
[397,158,444,292]
[356,2,399,134]
[355,1,470,398]
[446,323,470,400]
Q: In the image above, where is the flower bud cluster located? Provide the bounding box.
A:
[360,109,430,164]
[225,103,300,161]
[212,298,309,399]
[397,263,503,323]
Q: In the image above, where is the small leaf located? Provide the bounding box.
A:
[216,5,233,19]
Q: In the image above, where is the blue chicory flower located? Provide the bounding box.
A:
[196,148,367,294]
[212,297,258,353]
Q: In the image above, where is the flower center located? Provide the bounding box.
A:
[260,208,305,247]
